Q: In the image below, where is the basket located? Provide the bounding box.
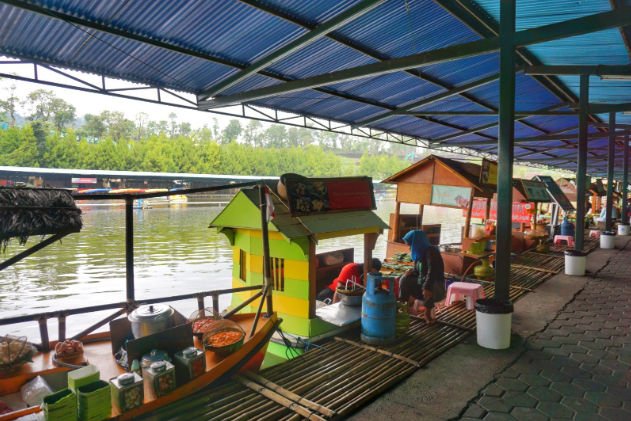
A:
[0,335,36,375]
[203,327,245,357]
[188,308,223,339]
[336,288,363,306]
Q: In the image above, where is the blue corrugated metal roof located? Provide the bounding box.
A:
[0,0,629,172]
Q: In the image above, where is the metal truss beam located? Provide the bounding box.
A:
[355,72,500,126]
[525,64,631,76]
[590,102,631,113]
[0,60,431,148]
[458,131,625,147]
[201,6,631,108]
[397,110,576,116]
[200,0,384,99]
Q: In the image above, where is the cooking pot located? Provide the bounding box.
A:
[128,304,174,339]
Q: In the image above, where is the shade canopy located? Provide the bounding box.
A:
[0,1,630,174]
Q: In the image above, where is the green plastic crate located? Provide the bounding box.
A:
[43,388,77,421]
[68,365,100,393]
[77,380,111,421]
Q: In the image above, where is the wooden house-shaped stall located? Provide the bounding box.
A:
[381,155,495,275]
[209,177,388,363]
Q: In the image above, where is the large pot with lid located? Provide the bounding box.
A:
[128,304,174,339]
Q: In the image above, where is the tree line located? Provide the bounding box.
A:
[0,86,413,180]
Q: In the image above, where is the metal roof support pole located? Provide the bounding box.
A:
[623,133,630,224]
[606,112,616,231]
[495,0,515,304]
[575,75,589,252]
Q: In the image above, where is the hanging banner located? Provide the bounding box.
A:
[468,198,534,223]
[71,177,97,184]
[430,185,471,208]
[520,180,551,202]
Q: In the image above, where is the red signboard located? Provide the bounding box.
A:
[71,177,97,184]
[466,197,534,223]
[284,175,375,216]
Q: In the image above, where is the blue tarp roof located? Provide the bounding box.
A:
[0,0,629,176]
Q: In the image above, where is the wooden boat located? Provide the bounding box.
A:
[0,311,279,421]
[0,182,277,420]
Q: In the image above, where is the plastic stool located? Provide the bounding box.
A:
[445,282,486,310]
[553,235,575,247]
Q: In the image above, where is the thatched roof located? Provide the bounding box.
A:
[0,188,82,249]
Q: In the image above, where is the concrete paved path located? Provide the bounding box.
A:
[351,236,631,421]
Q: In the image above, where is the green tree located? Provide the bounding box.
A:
[221,119,242,144]
[0,126,39,166]
[81,113,107,141]
[243,120,262,146]
[24,89,76,131]
[0,83,18,127]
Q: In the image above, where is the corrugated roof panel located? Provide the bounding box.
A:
[328,72,445,108]
[269,37,376,78]
[36,0,308,65]
[334,0,481,58]
[420,53,500,87]
[258,0,365,23]
[374,115,457,139]
[475,0,612,30]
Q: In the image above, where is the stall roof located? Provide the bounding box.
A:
[382,154,495,197]
[210,186,388,242]
[0,1,629,174]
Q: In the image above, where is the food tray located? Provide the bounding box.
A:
[203,328,245,357]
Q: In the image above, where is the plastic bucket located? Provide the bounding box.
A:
[475,299,513,350]
[618,224,630,236]
[600,231,616,249]
[564,250,586,276]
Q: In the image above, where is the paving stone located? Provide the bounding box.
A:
[604,385,631,401]
[550,382,585,398]
[561,396,599,414]
[536,401,575,419]
[585,391,623,408]
[560,344,587,354]
[478,397,512,413]
[462,404,487,418]
[572,377,607,393]
[482,384,505,398]
[560,365,592,379]
[495,378,528,393]
[518,373,549,387]
[483,412,517,421]
[528,386,562,403]
[540,368,572,383]
[599,407,631,420]
[509,407,548,421]
[574,413,608,421]
[502,392,537,408]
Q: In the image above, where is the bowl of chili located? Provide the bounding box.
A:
[202,328,245,357]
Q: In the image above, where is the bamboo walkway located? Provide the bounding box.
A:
[140,251,570,421]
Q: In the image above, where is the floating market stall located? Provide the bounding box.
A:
[381,155,496,276]
[210,175,388,364]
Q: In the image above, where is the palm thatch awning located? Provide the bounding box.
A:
[0,187,82,248]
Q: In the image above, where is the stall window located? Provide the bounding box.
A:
[239,249,247,282]
[271,257,285,292]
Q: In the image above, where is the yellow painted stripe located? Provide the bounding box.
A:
[284,260,309,280]
[244,229,285,241]
[273,295,309,318]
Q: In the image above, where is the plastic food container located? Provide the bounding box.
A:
[110,372,143,413]
[144,361,176,398]
[174,347,206,385]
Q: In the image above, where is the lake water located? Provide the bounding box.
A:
[0,194,464,339]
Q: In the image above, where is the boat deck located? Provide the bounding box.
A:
[139,248,568,420]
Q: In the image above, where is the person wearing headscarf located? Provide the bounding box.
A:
[398,230,445,323]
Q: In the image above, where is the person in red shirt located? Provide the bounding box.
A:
[316,258,382,303]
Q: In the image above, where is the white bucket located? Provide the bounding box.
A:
[475,299,513,350]
[564,252,586,276]
[600,232,616,249]
[618,224,630,236]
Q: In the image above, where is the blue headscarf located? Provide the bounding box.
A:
[402,229,431,262]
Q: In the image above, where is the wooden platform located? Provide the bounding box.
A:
[139,252,567,420]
